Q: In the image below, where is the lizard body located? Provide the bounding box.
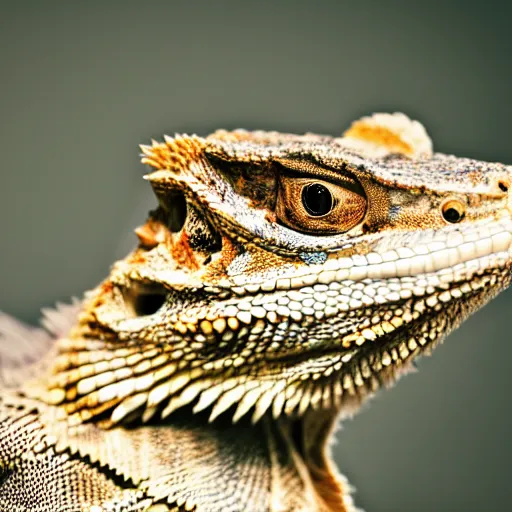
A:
[1,113,511,511]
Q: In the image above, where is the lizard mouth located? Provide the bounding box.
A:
[268,269,506,374]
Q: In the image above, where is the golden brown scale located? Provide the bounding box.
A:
[170,232,200,272]
[135,219,170,250]
[344,120,413,156]
[202,236,239,280]
[140,135,206,172]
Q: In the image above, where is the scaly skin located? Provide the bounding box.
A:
[1,112,512,511]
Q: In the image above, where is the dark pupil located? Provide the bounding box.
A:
[443,208,462,223]
[302,183,333,217]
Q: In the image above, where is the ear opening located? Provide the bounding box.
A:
[122,282,168,318]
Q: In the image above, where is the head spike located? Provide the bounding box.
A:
[138,135,206,171]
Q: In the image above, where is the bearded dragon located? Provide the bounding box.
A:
[1,112,511,512]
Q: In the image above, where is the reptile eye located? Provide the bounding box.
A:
[442,200,465,223]
[276,175,367,235]
[301,183,333,216]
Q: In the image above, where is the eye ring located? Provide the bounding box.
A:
[442,199,465,223]
[276,174,367,235]
[301,183,333,217]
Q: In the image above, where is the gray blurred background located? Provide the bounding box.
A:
[1,2,511,511]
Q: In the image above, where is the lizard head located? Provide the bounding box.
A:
[42,114,512,436]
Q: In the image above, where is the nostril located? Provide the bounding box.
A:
[123,282,168,317]
[498,180,509,193]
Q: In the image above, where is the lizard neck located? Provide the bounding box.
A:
[30,390,353,511]
[19,335,356,511]
[273,408,351,512]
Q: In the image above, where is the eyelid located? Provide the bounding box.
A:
[274,158,355,183]
[275,158,365,197]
